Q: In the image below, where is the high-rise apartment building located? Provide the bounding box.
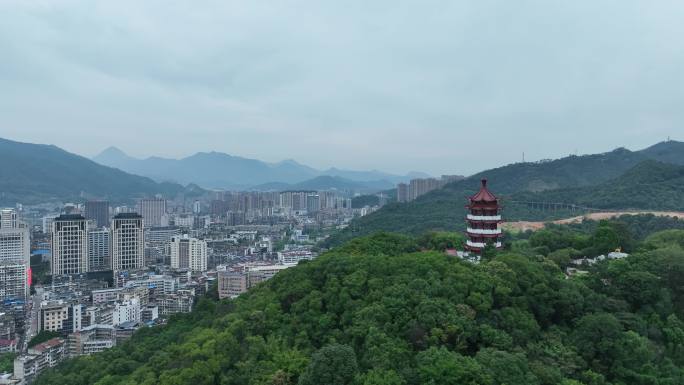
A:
[0,208,18,229]
[0,209,30,264]
[0,208,30,301]
[397,183,408,203]
[111,213,144,272]
[87,228,111,271]
[42,214,59,234]
[408,178,441,201]
[51,214,89,276]
[145,226,181,265]
[0,261,28,301]
[138,198,166,227]
[306,194,320,214]
[85,201,110,228]
[170,236,207,272]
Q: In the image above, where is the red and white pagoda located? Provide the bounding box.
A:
[464,179,502,254]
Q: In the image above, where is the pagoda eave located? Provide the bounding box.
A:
[466,233,501,238]
[466,219,503,224]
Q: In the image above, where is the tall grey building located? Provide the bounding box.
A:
[0,261,28,301]
[111,213,144,272]
[0,208,30,301]
[0,209,30,264]
[397,183,408,203]
[145,226,180,265]
[85,201,110,228]
[138,198,166,228]
[87,228,111,271]
[306,194,320,214]
[51,214,89,275]
[407,178,442,201]
[0,208,18,229]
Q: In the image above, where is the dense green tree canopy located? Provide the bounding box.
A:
[36,231,684,385]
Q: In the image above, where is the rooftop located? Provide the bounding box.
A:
[469,179,498,203]
[31,337,64,353]
[114,213,143,219]
[56,214,86,221]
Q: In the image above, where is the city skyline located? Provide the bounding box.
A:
[2,1,684,175]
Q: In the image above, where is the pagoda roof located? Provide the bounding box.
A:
[469,179,498,203]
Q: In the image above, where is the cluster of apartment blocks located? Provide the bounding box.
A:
[47,200,208,278]
[4,270,207,385]
[217,245,315,299]
[210,190,353,220]
[396,175,464,203]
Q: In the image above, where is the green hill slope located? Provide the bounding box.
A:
[0,138,197,204]
[638,140,684,165]
[327,143,684,246]
[35,232,684,384]
[514,160,684,211]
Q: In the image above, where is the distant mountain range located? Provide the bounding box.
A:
[93,147,429,190]
[0,138,201,205]
[326,141,684,246]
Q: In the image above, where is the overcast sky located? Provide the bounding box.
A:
[1,0,683,176]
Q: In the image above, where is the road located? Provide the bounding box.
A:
[21,288,42,353]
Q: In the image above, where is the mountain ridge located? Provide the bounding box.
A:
[0,138,199,205]
[92,147,428,189]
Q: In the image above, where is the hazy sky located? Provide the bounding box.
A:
[1,1,683,176]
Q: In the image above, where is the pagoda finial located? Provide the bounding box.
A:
[481,178,487,188]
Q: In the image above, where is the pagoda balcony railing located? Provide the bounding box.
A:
[466,214,501,221]
[466,240,503,249]
[467,228,502,235]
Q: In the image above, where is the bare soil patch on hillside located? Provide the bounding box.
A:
[504,211,684,232]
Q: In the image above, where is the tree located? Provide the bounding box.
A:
[0,353,16,374]
[590,222,621,255]
[28,331,62,348]
[416,347,492,385]
[475,348,540,385]
[298,344,358,385]
[357,369,406,385]
[572,313,623,372]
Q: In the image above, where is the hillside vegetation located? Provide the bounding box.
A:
[36,228,684,385]
[327,144,684,246]
[513,160,684,211]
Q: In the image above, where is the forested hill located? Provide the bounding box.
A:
[36,230,684,384]
[639,140,684,165]
[326,142,684,246]
[0,137,200,204]
[513,160,684,212]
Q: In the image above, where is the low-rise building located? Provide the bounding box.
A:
[113,298,140,326]
[13,338,65,384]
[217,271,248,299]
[114,321,141,344]
[217,263,292,299]
[157,291,193,316]
[38,301,82,335]
[141,305,159,323]
[67,325,115,357]
[277,249,314,265]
